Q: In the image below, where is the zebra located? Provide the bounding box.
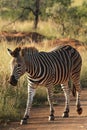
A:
[7,45,82,125]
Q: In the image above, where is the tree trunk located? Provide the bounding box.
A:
[34,0,40,29]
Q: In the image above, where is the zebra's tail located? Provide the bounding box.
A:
[72,84,76,97]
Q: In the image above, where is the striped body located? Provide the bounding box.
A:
[24,45,81,86]
[8,45,82,125]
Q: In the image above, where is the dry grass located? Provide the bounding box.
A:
[0,19,58,39]
[72,0,86,6]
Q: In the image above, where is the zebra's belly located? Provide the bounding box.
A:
[29,68,71,86]
[52,72,70,85]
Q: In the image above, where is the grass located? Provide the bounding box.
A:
[80,48,87,88]
[0,19,87,44]
[72,0,86,6]
[0,18,59,39]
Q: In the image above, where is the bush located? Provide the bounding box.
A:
[33,87,47,106]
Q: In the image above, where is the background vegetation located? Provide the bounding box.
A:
[0,0,87,42]
[0,0,87,123]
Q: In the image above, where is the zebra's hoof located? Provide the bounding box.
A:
[49,115,55,121]
[62,112,69,118]
[77,107,82,115]
[20,119,28,125]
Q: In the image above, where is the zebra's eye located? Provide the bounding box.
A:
[18,64,21,67]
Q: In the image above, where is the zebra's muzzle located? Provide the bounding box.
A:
[9,75,18,86]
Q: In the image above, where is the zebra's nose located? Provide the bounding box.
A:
[9,75,18,86]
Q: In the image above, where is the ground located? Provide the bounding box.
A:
[1,89,87,130]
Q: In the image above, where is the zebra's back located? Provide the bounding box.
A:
[28,45,82,86]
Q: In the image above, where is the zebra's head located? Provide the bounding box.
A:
[7,47,26,86]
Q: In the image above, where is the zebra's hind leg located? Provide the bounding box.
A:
[74,83,83,115]
[20,115,29,125]
[61,84,70,118]
[46,86,55,121]
[20,86,36,125]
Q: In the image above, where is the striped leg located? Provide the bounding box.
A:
[74,82,82,115]
[61,84,70,118]
[72,71,83,115]
[46,86,55,121]
[20,85,36,125]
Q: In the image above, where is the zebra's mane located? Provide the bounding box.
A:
[21,46,39,56]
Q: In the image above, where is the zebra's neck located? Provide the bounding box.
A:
[23,53,39,78]
[21,47,39,77]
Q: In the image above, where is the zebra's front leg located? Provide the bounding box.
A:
[20,86,36,125]
[46,86,55,121]
[61,84,70,118]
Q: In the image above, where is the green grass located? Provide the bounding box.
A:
[33,87,47,106]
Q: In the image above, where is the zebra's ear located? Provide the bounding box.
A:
[7,48,13,56]
[7,47,21,57]
[13,47,21,57]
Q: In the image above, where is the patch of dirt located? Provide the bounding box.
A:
[1,89,87,130]
[0,31,85,51]
[0,31,86,52]
[0,31,45,43]
[48,38,86,51]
